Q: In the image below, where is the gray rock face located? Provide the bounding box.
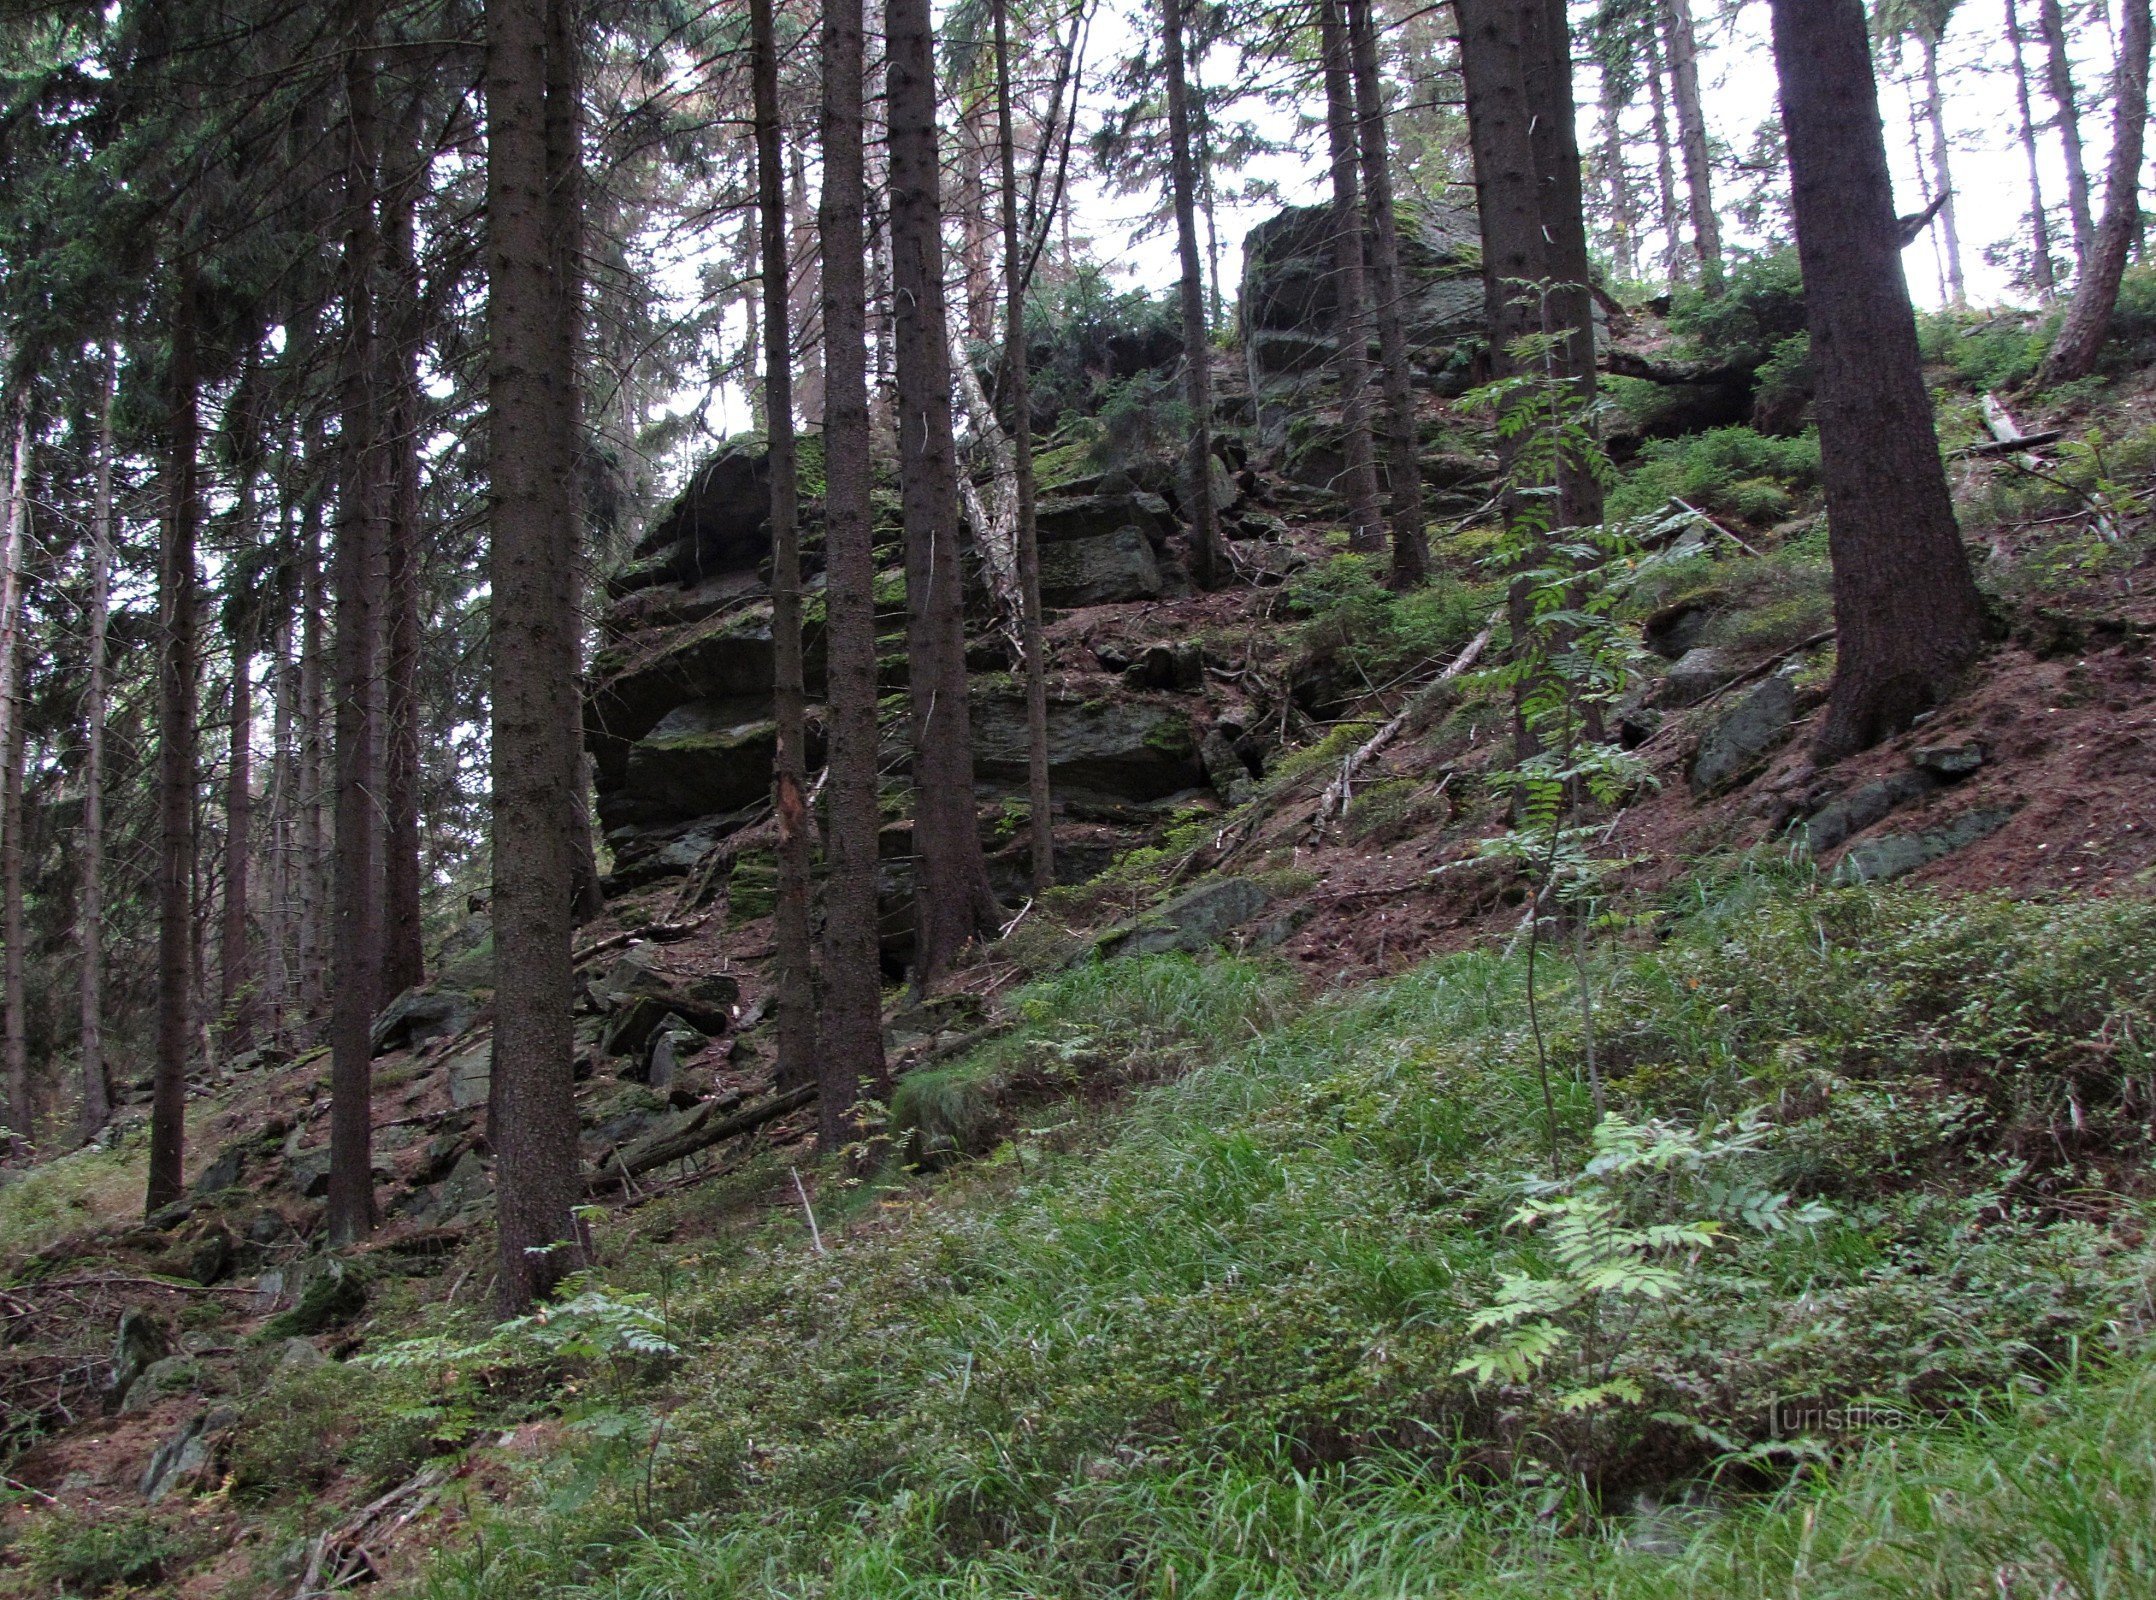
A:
[971,693,1202,803]
[1038,526,1163,607]
[1802,769,1939,854]
[106,1309,170,1414]
[1690,676,1798,796]
[617,434,780,592]
[370,987,477,1056]
[1240,199,1483,443]
[1096,877,1277,959]
[1035,490,1171,546]
[619,704,784,823]
[444,1044,493,1110]
[1836,806,2017,884]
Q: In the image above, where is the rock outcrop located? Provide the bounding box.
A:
[1239,198,1484,446]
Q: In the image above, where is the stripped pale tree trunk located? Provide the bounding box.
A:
[2036,0,2096,271]
[2005,0,2058,299]
[1661,0,1721,289]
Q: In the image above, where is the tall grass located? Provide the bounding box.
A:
[401,884,2156,1599]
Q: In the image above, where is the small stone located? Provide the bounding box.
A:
[119,1355,203,1414]
[1801,769,1938,854]
[277,1337,328,1373]
[1096,877,1277,960]
[1836,805,2018,883]
[1660,647,1738,708]
[1912,740,1986,778]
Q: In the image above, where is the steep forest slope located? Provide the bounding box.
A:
[2,234,2155,1598]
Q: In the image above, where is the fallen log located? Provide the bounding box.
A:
[588,1082,818,1190]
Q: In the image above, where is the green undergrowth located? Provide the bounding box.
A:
[387,876,2156,1599]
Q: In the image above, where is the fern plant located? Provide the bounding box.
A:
[1456,1113,1831,1416]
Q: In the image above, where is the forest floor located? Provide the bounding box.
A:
[3,299,2155,1598]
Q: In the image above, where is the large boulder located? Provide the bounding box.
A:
[971,691,1203,803]
[1240,198,1483,444]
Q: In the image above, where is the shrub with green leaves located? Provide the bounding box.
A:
[1605,426,1821,524]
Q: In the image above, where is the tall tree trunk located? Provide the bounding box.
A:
[148,270,203,1214]
[1348,0,1429,588]
[1319,0,1385,553]
[1661,0,1721,290]
[1163,0,1227,591]
[295,460,328,1022]
[328,2,386,1246]
[0,407,25,1161]
[1599,70,1641,283]
[3,634,25,1160]
[887,0,1001,987]
[2005,0,2059,300]
[263,495,295,1047]
[2035,0,2096,272]
[994,0,1055,892]
[488,0,587,1312]
[79,341,116,1138]
[1768,0,1983,761]
[2040,0,2151,381]
[816,0,892,1152]
[380,137,427,999]
[1644,31,1685,287]
[1918,35,1965,306]
[220,602,255,1057]
[753,0,817,1092]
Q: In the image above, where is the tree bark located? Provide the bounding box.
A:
[264,491,295,1047]
[294,450,329,1023]
[995,0,1055,894]
[2039,0,2151,383]
[1768,0,1984,761]
[78,341,116,1138]
[816,0,892,1152]
[220,591,256,1058]
[2035,0,2096,272]
[753,0,817,1093]
[148,270,203,1214]
[1346,0,1428,586]
[2005,0,2058,300]
[1661,0,1720,290]
[1163,0,1227,591]
[488,0,587,1312]
[1319,0,1385,553]
[380,131,428,1000]
[329,1,386,1246]
[887,0,1001,988]
[3,632,25,1161]
[0,407,25,1161]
